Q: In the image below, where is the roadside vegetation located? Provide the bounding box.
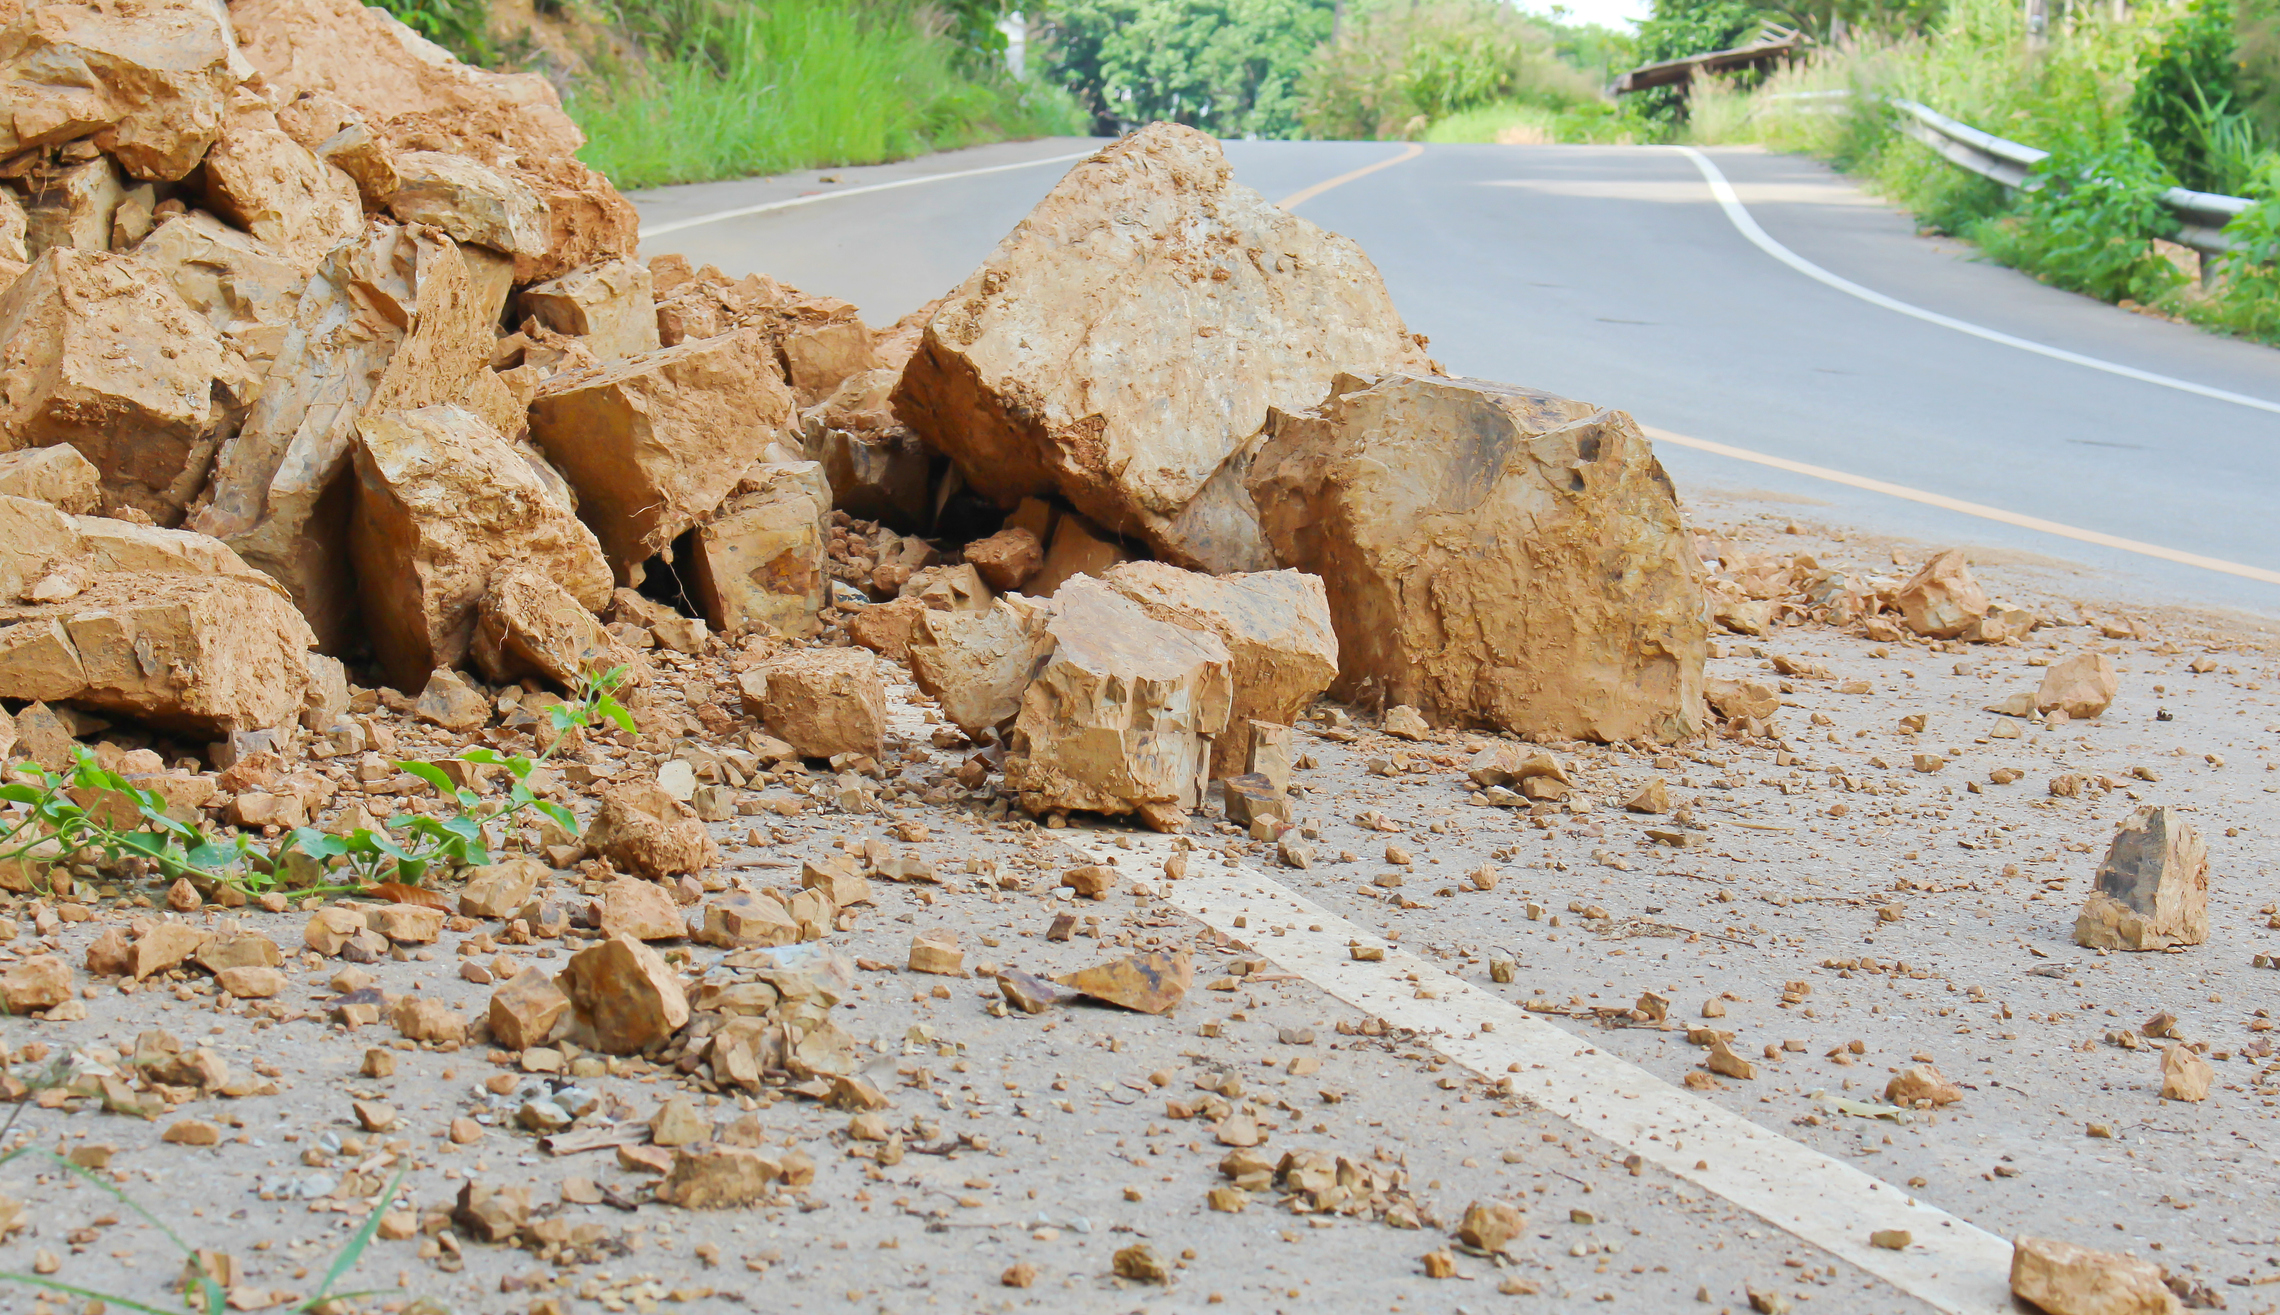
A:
[1666,0,2280,343]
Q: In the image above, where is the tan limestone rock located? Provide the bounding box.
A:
[387,151,546,262]
[0,246,246,524]
[0,574,315,735]
[908,929,963,976]
[2009,1236,2181,1315]
[470,568,638,691]
[1884,1064,1964,1108]
[964,527,1044,594]
[527,330,794,582]
[390,996,466,1044]
[132,922,207,979]
[518,259,659,362]
[694,892,798,948]
[1101,562,1338,777]
[199,109,364,269]
[687,462,829,637]
[1249,373,1706,743]
[349,403,611,690]
[193,224,491,649]
[1052,947,1193,1014]
[2075,806,2207,951]
[556,935,688,1054]
[314,121,399,210]
[1888,549,1990,640]
[598,877,683,941]
[1003,578,1232,829]
[1705,678,1781,724]
[754,647,886,760]
[0,447,100,513]
[487,968,569,1050]
[907,597,1055,738]
[799,367,929,530]
[2037,653,2120,720]
[781,319,873,404]
[23,156,125,257]
[585,781,717,879]
[0,955,71,1012]
[658,1146,781,1209]
[457,860,544,920]
[1026,510,1134,598]
[0,0,238,180]
[893,124,1432,571]
[216,965,284,998]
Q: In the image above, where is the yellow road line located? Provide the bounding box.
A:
[1643,423,2280,586]
[1278,142,1425,210]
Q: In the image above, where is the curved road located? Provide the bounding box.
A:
[631,137,2280,619]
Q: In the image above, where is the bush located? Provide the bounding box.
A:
[1972,140,2185,302]
[1301,0,1599,139]
[1037,0,1336,139]
[569,0,1086,189]
[370,0,493,62]
[2129,0,2240,191]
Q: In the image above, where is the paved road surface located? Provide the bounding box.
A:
[631,136,2280,623]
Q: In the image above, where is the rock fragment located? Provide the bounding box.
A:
[518,258,660,361]
[1053,948,1193,1015]
[1885,1064,1964,1108]
[556,936,688,1055]
[687,462,830,637]
[1248,373,1705,742]
[2009,1236,2181,1315]
[2074,807,2207,951]
[964,527,1044,593]
[1888,549,1989,639]
[2159,1045,2212,1102]
[585,782,718,880]
[752,647,886,760]
[906,598,1054,738]
[1002,579,1232,830]
[2038,653,2120,720]
[470,569,639,691]
[894,123,1432,571]
[488,969,569,1051]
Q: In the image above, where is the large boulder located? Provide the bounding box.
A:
[198,100,365,269]
[349,403,612,690]
[1002,578,1232,831]
[687,462,830,637]
[907,597,1055,738]
[0,0,242,180]
[0,247,249,524]
[1248,373,1707,743]
[132,213,306,380]
[192,224,492,650]
[799,368,929,530]
[471,568,642,691]
[0,574,315,735]
[527,330,795,583]
[386,151,547,265]
[1101,563,1337,777]
[2075,806,2208,951]
[892,123,1433,575]
[518,258,660,362]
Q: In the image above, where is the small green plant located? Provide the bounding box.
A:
[370,0,494,63]
[0,1143,402,1315]
[0,667,630,901]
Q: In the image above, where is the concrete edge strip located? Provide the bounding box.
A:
[636,149,1100,240]
[1641,423,2280,586]
[1278,142,1427,210]
[1057,831,2017,1314]
[1670,145,2280,417]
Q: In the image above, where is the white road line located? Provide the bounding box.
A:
[1060,830,2016,1315]
[1672,146,2280,417]
[1642,424,2280,586]
[636,148,1098,241]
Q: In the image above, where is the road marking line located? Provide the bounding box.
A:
[636,148,1099,241]
[1278,142,1425,210]
[1672,145,2280,417]
[1059,831,2016,1315]
[1642,423,2280,586]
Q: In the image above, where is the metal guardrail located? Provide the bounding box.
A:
[1885,97,2251,257]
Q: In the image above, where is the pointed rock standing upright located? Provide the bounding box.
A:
[893,123,1434,573]
[2075,805,2208,951]
[1247,372,1707,743]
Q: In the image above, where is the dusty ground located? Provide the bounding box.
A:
[2,496,2277,1315]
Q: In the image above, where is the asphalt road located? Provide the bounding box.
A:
[630,136,2280,623]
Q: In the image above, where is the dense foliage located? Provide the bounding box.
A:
[1301,0,1601,139]
[1038,0,1337,139]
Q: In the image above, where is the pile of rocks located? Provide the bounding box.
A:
[0,0,1717,842]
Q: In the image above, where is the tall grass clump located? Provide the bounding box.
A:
[569,0,1085,190]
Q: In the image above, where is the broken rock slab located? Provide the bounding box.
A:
[0,0,241,181]
[0,574,315,736]
[471,568,642,692]
[0,447,100,513]
[687,462,830,638]
[1053,947,1193,1015]
[585,781,717,880]
[2037,653,2120,720]
[1002,578,1232,831]
[1249,373,1707,743]
[528,330,794,582]
[518,258,660,362]
[1887,549,1989,640]
[893,123,1433,573]
[0,246,248,525]
[350,403,613,691]
[906,597,1055,739]
[2009,1236,2181,1315]
[198,104,364,269]
[800,367,928,530]
[1101,562,1337,777]
[752,647,886,761]
[557,935,688,1055]
[2074,806,2207,951]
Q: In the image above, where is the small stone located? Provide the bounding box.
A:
[390,997,466,1045]
[1705,1040,1756,1080]
[1001,1261,1039,1288]
[1112,1243,1170,1283]
[1421,1249,1457,1279]
[1455,1199,1525,1252]
[453,1181,530,1243]
[214,965,284,999]
[650,1096,709,1147]
[2075,806,2208,952]
[414,669,491,731]
[2036,653,2120,720]
[166,877,202,911]
[996,969,1066,1015]
[361,1049,396,1079]
[352,1100,395,1132]
[1382,705,1430,740]
[2159,1045,2213,1102]
[449,1118,483,1145]
[1885,1064,1963,1108]
[161,1119,220,1146]
[598,877,684,941]
[659,1146,782,1209]
[556,936,689,1054]
[1060,865,1113,899]
[1870,1229,1911,1250]
[2009,1235,2179,1315]
[488,969,571,1051]
[0,955,72,1012]
[908,930,963,975]
[1623,778,1669,814]
[1053,947,1192,1014]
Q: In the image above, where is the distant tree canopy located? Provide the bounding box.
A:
[1038,0,1337,138]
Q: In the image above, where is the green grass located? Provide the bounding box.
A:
[1422,97,1638,144]
[567,0,1087,190]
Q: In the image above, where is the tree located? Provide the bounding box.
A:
[1038,0,1338,138]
